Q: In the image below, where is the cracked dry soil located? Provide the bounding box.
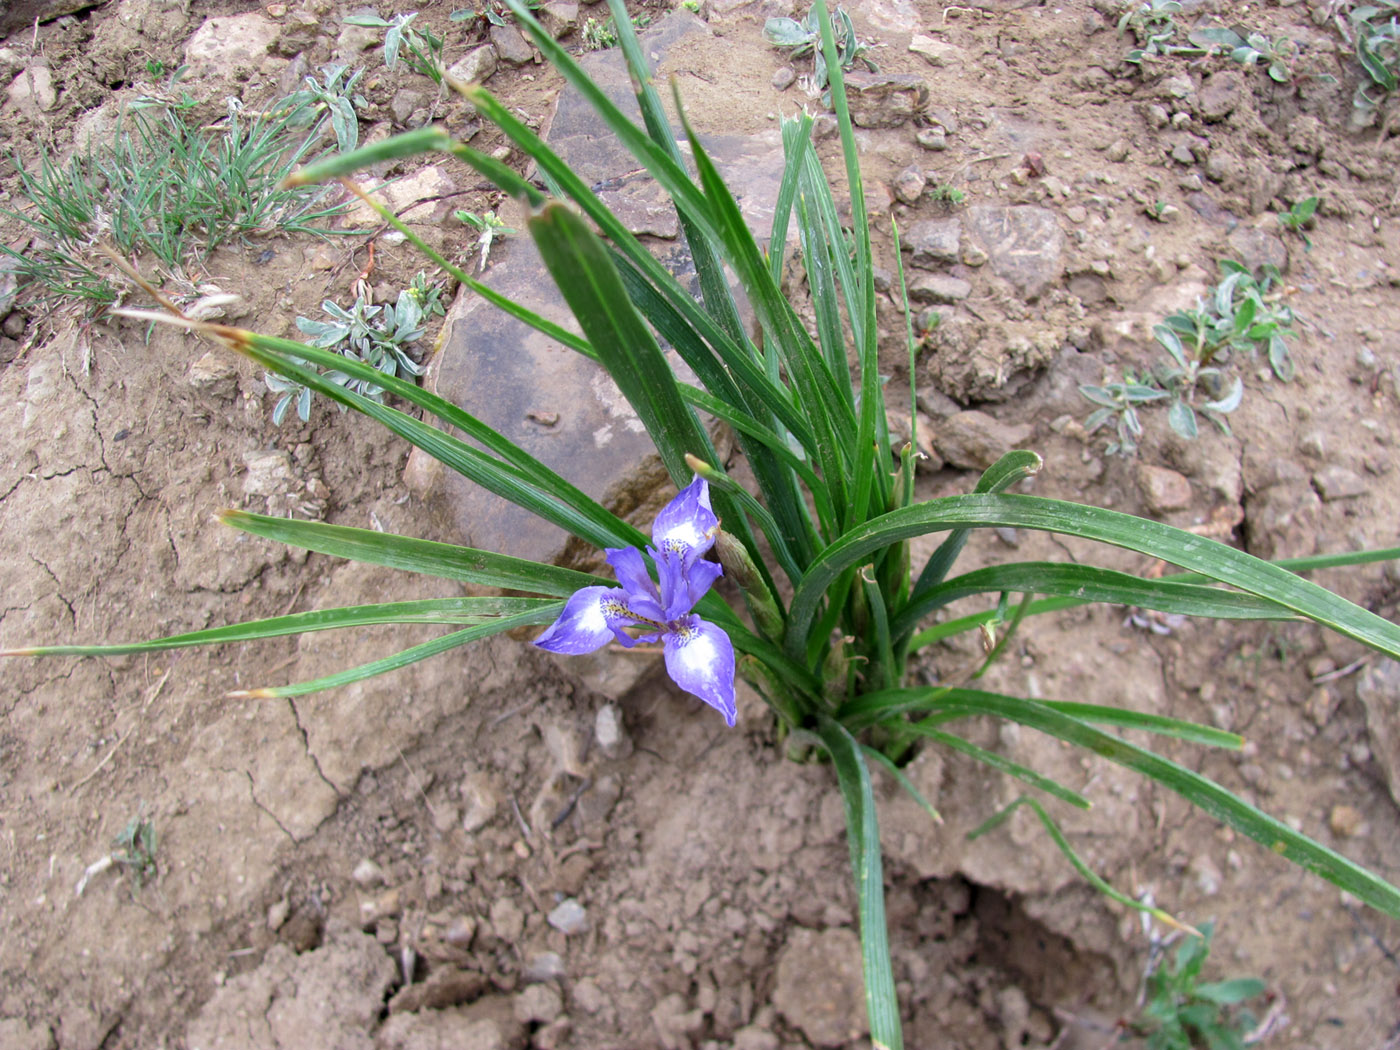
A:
[2,0,1400,1048]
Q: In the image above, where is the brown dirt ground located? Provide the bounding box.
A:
[2,0,1400,1048]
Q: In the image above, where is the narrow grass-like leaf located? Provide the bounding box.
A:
[969,796,1198,935]
[891,562,1296,639]
[528,202,713,487]
[860,687,1400,920]
[790,493,1400,662]
[232,606,556,699]
[816,717,903,1050]
[862,744,941,823]
[771,114,815,285]
[283,126,453,186]
[1,598,559,658]
[1041,703,1242,749]
[220,510,600,597]
[904,721,1092,809]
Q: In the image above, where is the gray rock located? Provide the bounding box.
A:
[433,13,781,567]
[547,897,589,935]
[934,411,1034,471]
[1358,660,1400,809]
[893,164,926,205]
[843,71,929,128]
[490,897,526,942]
[490,22,535,66]
[904,218,962,267]
[1135,463,1192,513]
[378,1001,525,1050]
[772,926,867,1047]
[514,983,564,1023]
[6,64,56,114]
[916,125,948,150]
[524,951,566,982]
[447,44,499,84]
[651,993,704,1050]
[1171,141,1197,165]
[908,274,971,304]
[185,13,280,80]
[595,702,633,759]
[0,0,101,36]
[963,205,1064,300]
[390,89,425,126]
[1313,465,1368,501]
[771,65,796,91]
[1198,71,1245,122]
[1227,226,1289,275]
[539,1,579,37]
[909,33,964,67]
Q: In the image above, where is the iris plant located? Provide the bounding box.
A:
[532,477,737,726]
[11,1,1400,1047]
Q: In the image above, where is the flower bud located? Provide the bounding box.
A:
[714,530,784,641]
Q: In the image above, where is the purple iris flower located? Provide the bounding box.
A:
[533,476,737,726]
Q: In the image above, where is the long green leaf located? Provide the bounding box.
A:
[858,687,1400,920]
[816,717,903,1050]
[904,721,1092,809]
[790,493,1400,662]
[219,510,599,597]
[890,562,1296,640]
[2,598,560,658]
[527,201,713,488]
[234,606,556,699]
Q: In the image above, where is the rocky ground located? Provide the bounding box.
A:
[2,0,1400,1048]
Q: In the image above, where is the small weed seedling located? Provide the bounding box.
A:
[454,207,517,271]
[75,816,159,897]
[1080,372,1168,456]
[1192,26,1298,82]
[1277,196,1319,250]
[280,64,367,153]
[345,11,447,84]
[928,183,966,206]
[269,279,441,424]
[1150,320,1245,440]
[1349,2,1400,132]
[580,12,652,51]
[1132,921,1265,1050]
[1160,261,1297,383]
[765,5,878,96]
[1119,0,1205,65]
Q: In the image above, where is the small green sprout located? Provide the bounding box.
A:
[1131,921,1265,1050]
[764,5,878,96]
[1118,0,1205,65]
[1192,26,1297,82]
[1080,372,1168,456]
[1349,2,1400,131]
[1277,196,1319,250]
[454,208,517,271]
[344,11,447,84]
[927,183,965,206]
[144,58,165,79]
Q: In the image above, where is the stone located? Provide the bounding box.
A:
[1187,852,1222,895]
[1357,659,1400,810]
[1329,804,1366,838]
[651,993,704,1050]
[538,1,579,37]
[0,0,101,35]
[595,702,633,759]
[432,13,782,567]
[524,951,566,982]
[490,22,535,66]
[186,923,396,1050]
[352,858,386,887]
[904,218,962,267]
[6,64,56,114]
[963,205,1063,300]
[0,1018,54,1050]
[842,71,928,128]
[916,125,948,150]
[188,351,238,397]
[515,984,564,1024]
[276,10,322,56]
[388,967,490,1014]
[1135,463,1192,513]
[490,897,526,943]
[933,411,1034,471]
[1227,226,1289,275]
[909,33,963,67]
[908,274,971,305]
[771,65,795,91]
[547,897,589,935]
[390,89,425,125]
[1313,465,1368,502]
[184,13,280,80]
[345,164,457,227]
[242,451,295,498]
[447,44,499,84]
[893,164,926,205]
[378,1000,525,1050]
[1197,71,1246,122]
[772,926,867,1047]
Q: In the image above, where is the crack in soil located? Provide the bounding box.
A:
[236,769,296,844]
[286,697,339,799]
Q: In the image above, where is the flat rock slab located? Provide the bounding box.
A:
[963,204,1063,301]
[432,12,784,567]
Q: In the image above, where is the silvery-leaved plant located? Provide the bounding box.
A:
[13,3,1400,1046]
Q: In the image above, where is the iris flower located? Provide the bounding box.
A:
[533,477,737,726]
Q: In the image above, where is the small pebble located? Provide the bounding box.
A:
[771,66,795,91]
[353,858,386,888]
[548,897,589,935]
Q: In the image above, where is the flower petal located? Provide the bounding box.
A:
[663,616,736,727]
[533,586,625,655]
[652,476,718,562]
[605,546,665,619]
